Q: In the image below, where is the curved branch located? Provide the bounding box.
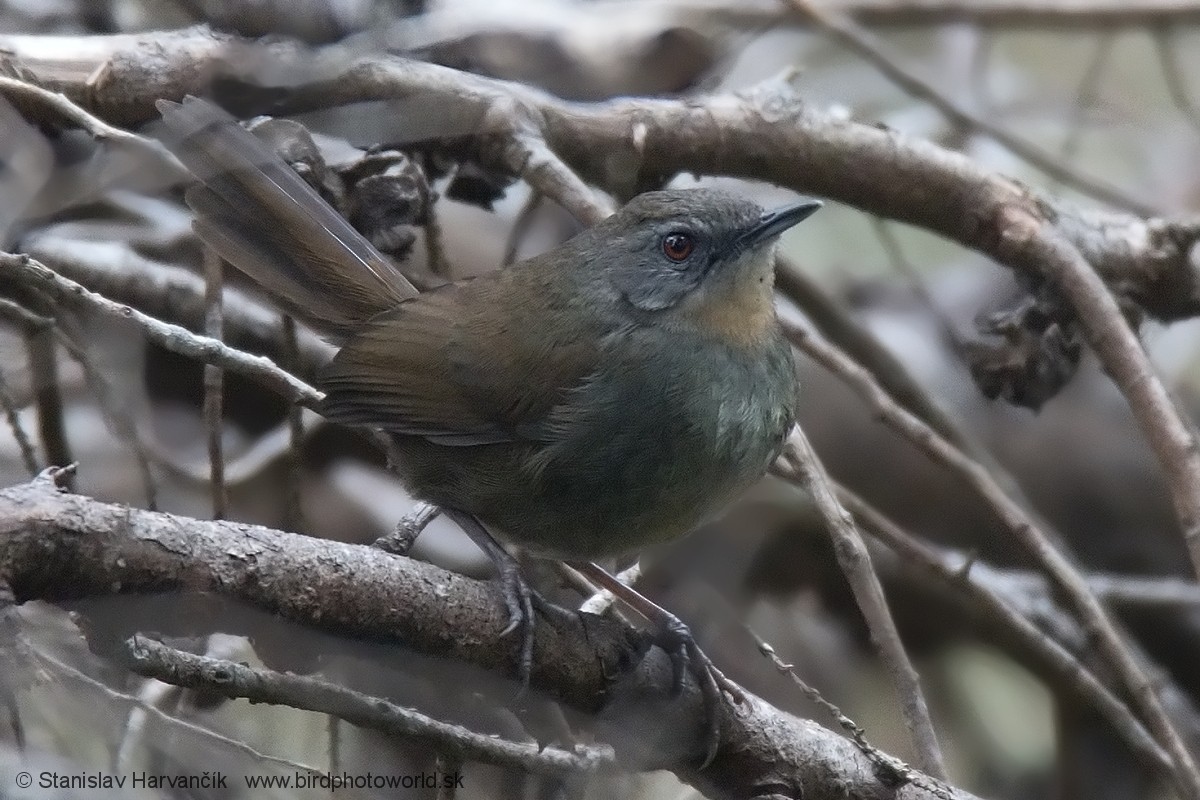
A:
[1,28,1195,323]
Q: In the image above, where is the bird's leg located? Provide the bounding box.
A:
[442,508,574,689]
[572,561,741,768]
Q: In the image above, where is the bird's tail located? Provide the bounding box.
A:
[156,97,416,335]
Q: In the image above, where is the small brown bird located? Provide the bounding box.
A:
[158,97,819,756]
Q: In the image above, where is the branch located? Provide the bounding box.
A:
[784,0,1155,214]
[123,636,615,777]
[835,486,1175,781]
[18,233,335,380]
[1000,220,1200,581]
[1,28,1198,323]
[0,252,322,409]
[783,320,1200,799]
[779,426,947,780]
[0,470,980,800]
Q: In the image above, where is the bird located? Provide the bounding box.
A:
[157,96,819,761]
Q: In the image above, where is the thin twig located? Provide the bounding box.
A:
[1,253,323,409]
[143,411,323,486]
[124,636,616,777]
[372,501,439,555]
[0,75,187,177]
[505,134,611,225]
[835,485,1174,780]
[577,562,642,617]
[423,203,451,276]
[774,254,1042,520]
[503,189,544,266]
[280,314,306,532]
[0,298,53,332]
[967,31,997,115]
[782,0,1157,214]
[870,219,965,352]
[52,323,158,509]
[22,638,327,775]
[203,248,227,520]
[1058,30,1116,169]
[1013,224,1200,583]
[1153,26,1200,138]
[327,714,341,775]
[25,327,70,479]
[779,425,948,780]
[434,753,463,800]
[0,368,39,476]
[783,319,1200,799]
[748,626,915,786]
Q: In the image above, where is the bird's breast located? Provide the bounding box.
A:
[518,325,796,557]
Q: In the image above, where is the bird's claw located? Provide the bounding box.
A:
[651,611,741,768]
[494,563,576,692]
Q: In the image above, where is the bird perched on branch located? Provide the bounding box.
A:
[158,96,819,765]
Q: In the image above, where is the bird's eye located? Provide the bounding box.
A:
[662,232,694,263]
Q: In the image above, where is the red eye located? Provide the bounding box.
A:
[662,233,694,262]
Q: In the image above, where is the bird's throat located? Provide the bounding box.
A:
[677,255,777,348]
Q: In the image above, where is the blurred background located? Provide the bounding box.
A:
[3,1,1200,798]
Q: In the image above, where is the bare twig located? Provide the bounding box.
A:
[748,627,915,788]
[22,638,323,775]
[203,248,227,520]
[835,486,1175,781]
[280,314,305,532]
[372,501,439,555]
[1006,221,1200,583]
[782,0,1157,215]
[503,190,544,266]
[124,635,614,777]
[1,253,323,409]
[25,327,70,477]
[1153,26,1200,138]
[778,425,947,780]
[503,134,611,225]
[434,753,463,800]
[52,323,158,509]
[423,203,451,276]
[869,219,965,352]
[577,563,642,617]
[144,410,323,487]
[0,368,39,476]
[783,319,1200,799]
[1058,31,1116,169]
[0,76,187,177]
[0,298,53,332]
[21,235,336,380]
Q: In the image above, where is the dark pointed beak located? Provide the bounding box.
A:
[739,199,822,249]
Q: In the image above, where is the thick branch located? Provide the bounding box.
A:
[1,28,1198,322]
[0,471,978,800]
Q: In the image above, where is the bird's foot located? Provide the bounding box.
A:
[444,508,577,691]
[651,611,742,768]
[572,561,738,769]
[493,560,577,691]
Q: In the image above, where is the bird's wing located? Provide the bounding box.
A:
[318,274,606,446]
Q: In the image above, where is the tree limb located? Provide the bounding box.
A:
[0,469,979,800]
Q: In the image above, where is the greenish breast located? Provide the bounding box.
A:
[513,325,796,558]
